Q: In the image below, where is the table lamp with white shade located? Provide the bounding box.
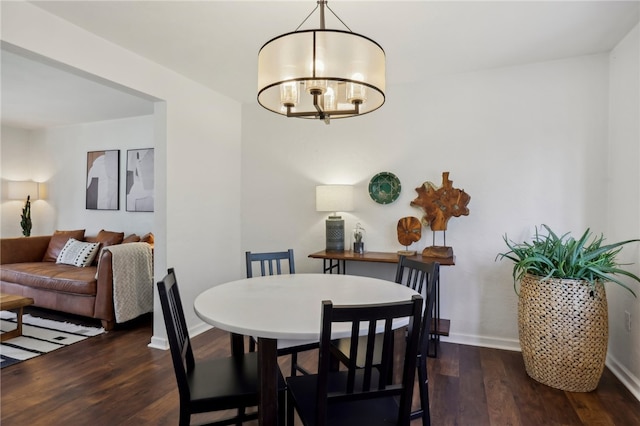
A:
[316,185,354,251]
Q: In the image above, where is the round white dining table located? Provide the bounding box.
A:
[193,273,420,426]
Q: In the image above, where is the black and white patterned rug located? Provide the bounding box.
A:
[0,311,104,368]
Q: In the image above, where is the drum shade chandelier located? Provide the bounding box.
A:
[257,1,385,124]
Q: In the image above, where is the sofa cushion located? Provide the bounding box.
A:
[122,234,141,243]
[96,229,125,247]
[91,229,125,265]
[56,238,101,267]
[141,232,154,245]
[42,229,86,262]
[0,263,97,295]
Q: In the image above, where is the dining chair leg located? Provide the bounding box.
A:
[236,406,245,426]
[290,353,298,377]
[286,388,295,426]
[412,355,431,426]
[230,333,246,357]
[179,406,190,426]
[279,386,287,426]
[291,352,314,376]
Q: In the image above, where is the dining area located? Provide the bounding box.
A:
[157,250,439,426]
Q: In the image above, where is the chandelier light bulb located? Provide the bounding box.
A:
[346,82,366,104]
[280,81,299,107]
[306,79,327,95]
[323,85,337,111]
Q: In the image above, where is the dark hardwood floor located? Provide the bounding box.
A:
[2,309,639,426]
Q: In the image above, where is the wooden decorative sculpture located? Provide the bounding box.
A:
[411,171,470,258]
[396,216,422,255]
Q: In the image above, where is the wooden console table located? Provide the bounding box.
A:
[308,250,455,357]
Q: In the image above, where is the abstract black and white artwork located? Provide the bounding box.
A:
[86,150,120,210]
[126,148,154,212]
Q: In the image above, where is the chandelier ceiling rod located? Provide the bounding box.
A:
[295,1,352,33]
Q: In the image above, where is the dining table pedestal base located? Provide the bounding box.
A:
[258,338,280,425]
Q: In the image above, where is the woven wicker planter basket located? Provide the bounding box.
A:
[518,274,608,392]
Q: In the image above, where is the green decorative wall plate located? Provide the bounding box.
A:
[368,172,401,204]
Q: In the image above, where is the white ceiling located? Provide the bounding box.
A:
[2,0,639,129]
[1,46,157,129]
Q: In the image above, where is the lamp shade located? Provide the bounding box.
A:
[7,181,39,200]
[258,29,385,120]
[316,185,354,213]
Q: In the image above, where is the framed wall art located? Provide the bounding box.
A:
[126,148,154,212]
[86,150,120,210]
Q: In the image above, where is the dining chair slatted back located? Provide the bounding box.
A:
[396,256,439,426]
[158,268,194,400]
[245,249,312,377]
[245,249,295,278]
[286,295,423,426]
[158,268,283,426]
[395,255,432,294]
[331,256,439,426]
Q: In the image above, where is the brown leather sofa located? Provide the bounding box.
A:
[0,231,150,331]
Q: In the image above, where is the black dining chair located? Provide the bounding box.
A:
[245,249,295,278]
[286,295,423,426]
[246,249,316,377]
[157,268,285,426]
[331,256,439,426]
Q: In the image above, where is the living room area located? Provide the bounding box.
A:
[1,1,640,424]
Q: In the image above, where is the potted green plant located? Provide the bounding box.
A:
[20,195,32,237]
[497,224,640,392]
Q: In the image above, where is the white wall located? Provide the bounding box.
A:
[0,1,243,343]
[2,118,155,238]
[242,35,640,396]
[242,53,611,350]
[0,125,54,237]
[27,116,155,237]
[607,23,640,399]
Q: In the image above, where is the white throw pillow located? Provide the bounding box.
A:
[56,238,100,267]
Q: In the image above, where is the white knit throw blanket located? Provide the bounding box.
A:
[103,243,153,323]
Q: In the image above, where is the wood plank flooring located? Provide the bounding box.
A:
[2,309,639,425]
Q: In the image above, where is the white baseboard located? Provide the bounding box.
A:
[445,333,639,403]
[147,324,639,403]
[190,321,213,338]
[148,330,522,353]
[444,332,521,352]
[148,335,168,350]
[147,321,213,351]
[606,354,640,402]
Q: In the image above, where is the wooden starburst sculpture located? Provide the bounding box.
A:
[411,171,470,257]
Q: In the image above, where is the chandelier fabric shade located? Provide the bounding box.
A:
[257,2,385,123]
